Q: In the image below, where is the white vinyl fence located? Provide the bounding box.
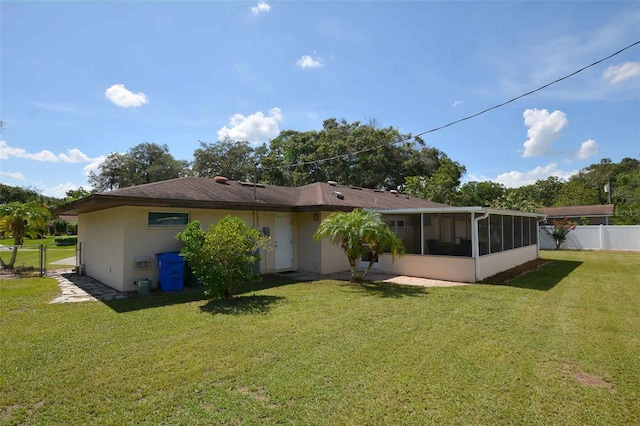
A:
[539,225,640,251]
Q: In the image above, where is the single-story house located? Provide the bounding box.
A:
[540,204,614,225]
[55,177,544,291]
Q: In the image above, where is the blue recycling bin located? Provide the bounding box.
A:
[155,252,185,292]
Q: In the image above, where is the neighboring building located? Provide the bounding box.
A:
[55,177,544,291]
[540,204,614,225]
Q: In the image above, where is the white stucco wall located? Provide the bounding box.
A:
[319,211,351,274]
[79,207,285,292]
[297,211,322,273]
[477,245,538,281]
[378,254,476,283]
[78,208,127,291]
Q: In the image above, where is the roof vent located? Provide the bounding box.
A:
[213,176,229,184]
[327,180,338,186]
[333,191,345,200]
[390,189,399,197]
[349,185,362,190]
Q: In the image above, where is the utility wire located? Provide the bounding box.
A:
[263,40,640,171]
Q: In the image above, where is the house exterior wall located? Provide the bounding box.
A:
[78,207,127,291]
[378,254,476,283]
[79,206,288,292]
[297,211,322,273]
[477,245,538,281]
[318,211,351,274]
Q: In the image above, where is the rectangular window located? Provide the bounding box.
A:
[148,212,189,227]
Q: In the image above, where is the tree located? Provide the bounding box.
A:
[546,217,576,250]
[516,176,564,207]
[490,190,541,213]
[403,156,466,204]
[259,118,442,189]
[192,138,257,181]
[554,175,600,207]
[176,217,271,300]
[456,181,506,207]
[65,187,92,201]
[313,209,404,282]
[0,201,50,269]
[88,143,189,191]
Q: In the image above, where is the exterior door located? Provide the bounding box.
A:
[275,214,294,270]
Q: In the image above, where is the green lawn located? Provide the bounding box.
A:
[1,251,639,425]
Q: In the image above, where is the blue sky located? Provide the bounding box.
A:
[1,1,639,198]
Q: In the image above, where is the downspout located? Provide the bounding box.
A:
[472,210,490,282]
[536,217,546,258]
[420,213,424,255]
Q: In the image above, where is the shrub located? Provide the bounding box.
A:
[54,236,77,246]
[176,217,271,300]
[548,217,576,250]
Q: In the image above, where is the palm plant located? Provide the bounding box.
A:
[313,209,405,282]
[0,201,50,269]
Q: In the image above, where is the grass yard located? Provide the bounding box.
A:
[0,237,76,272]
[1,251,639,425]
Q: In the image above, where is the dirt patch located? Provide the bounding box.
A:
[480,258,552,284]
[562,362,616,393]
[575,373,614,390]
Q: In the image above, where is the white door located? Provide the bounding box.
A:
[275,214,294,270]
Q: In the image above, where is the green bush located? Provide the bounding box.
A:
[54,236,77,246]
[176,216,271,300]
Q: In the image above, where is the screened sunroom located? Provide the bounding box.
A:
[369,207,545,283]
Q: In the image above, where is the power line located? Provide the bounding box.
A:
[263,40,640,171]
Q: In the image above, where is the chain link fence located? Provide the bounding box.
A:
[0,243,78,277]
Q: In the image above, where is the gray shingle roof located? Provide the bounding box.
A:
[56,177,448,214]
[540,204,614,218]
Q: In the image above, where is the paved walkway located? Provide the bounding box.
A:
[48,270,130,304]
[283,270,470,288]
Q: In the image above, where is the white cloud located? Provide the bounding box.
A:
[296,55,323,69]
[217,107,282,144]
[59,148,92,163]
[32,101,80,114]
[576,139,599,160]
[0,140,99,165]
[522,108,568,157]
[493,163,578,188]
[104,84,148,108]
[451,100,464,108]
[0,171,26,180]
[251,1,270,15]
[46,182,80,199]
[602,62,640,84]
[83,155,107,176]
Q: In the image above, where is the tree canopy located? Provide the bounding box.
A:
[0,201,51,269]
[88,143,189,191]
[258,118,453,189]
[192,138,261,181]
